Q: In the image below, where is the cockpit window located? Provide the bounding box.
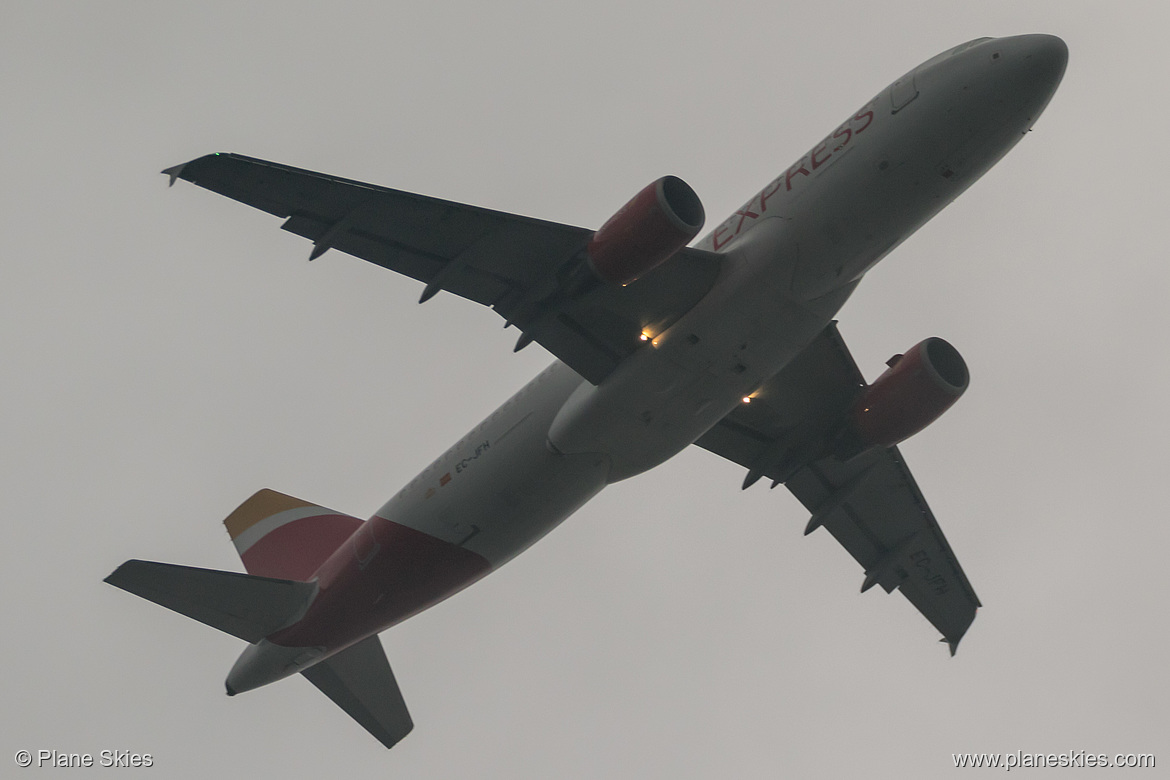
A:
[919,38,995,72]
[952,37,993,55]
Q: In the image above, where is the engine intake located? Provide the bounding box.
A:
[845,337,969,452]
[586,176,705,286]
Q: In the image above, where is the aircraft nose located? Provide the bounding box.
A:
[989,34,1068,116]
[1014,34,1068,86]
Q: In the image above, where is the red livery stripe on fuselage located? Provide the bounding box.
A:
[269,518,491,652]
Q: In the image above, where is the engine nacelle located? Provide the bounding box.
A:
[585,176,705,286]
[846,337,969,451]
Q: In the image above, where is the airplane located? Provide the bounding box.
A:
[106,34,1068,749]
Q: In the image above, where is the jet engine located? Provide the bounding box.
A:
[843,337,969,453]
[585,176,705,286]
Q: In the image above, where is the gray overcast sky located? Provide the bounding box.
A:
[3,1,1167,777]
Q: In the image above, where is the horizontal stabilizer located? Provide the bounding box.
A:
[301,636,413,749]
[104,560,316,643]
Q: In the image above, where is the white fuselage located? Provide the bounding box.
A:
[374,35,1066,570]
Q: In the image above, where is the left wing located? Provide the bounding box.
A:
[164,153,723,384]
[695,323,981,653]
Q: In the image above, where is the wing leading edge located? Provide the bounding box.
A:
[695,323,981,654]
[164,153,723,384]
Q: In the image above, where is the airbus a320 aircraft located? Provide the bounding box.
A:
[107,35,1067,748]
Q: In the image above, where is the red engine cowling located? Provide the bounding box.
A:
[585,176,705,286]
[848,337,969,450]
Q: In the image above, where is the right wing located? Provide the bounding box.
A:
[164,153,723,384]
[695,323,981,653]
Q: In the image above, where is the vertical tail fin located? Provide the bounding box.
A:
[107,491,416,749]
[224,489,365,581]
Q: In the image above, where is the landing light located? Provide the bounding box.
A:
[640,331,651,342]
[742,396,752,404]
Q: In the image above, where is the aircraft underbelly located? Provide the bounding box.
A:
[374,362,609,568]
[547,220,862,481]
